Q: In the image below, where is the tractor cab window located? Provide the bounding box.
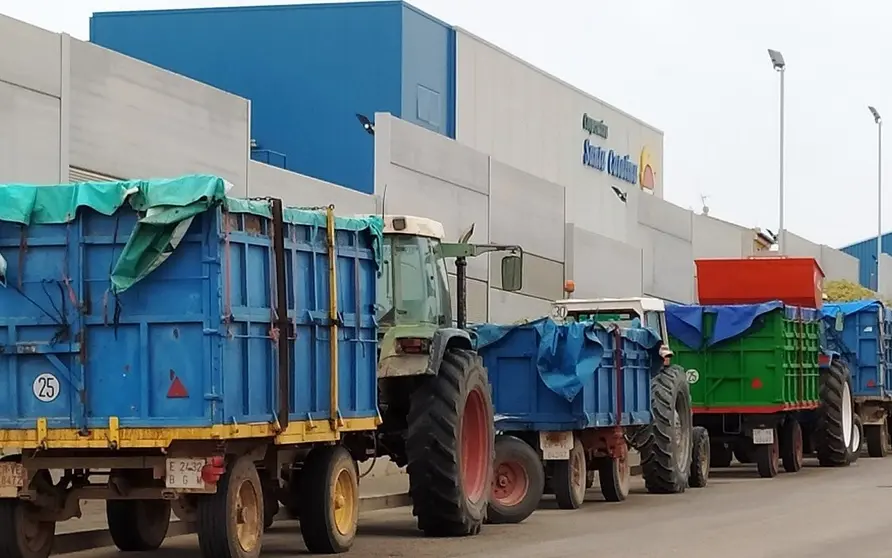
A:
[377,235,451,328]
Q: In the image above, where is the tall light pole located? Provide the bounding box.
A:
[768,49,786,254]
[870,105,883,292]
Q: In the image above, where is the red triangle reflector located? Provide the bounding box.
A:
[167,376,189,399]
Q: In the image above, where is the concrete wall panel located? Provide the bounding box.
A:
[879,254,892,299]
[0,82,61,184]
[382,164,488,281]
[449,275,488,325]
[640,225,694,303]
[489,289,551,324]
[0,15,61,97]
[490,253,563,302]
[638,194,692,241]
[390,116,489,195]
[565,224,642,299]
[819,245,859,283]
[69,40,249,187]
[782,232,822,260]
[248,161,375,215]
[489,160,565,262]
[692,214,747,259]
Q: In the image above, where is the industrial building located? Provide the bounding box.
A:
[0,2,865,323]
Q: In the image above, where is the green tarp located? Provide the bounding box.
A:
[0,174,383,293]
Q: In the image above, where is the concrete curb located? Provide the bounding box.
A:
[51,493,413,556]
[53,468,644,555]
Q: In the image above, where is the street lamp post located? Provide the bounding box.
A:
[768,49,786,254]
[870,105,883,293]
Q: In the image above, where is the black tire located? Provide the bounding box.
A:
[197,456,264,558]
[815,360,855,468]
[710,442,733,468]
[487,435,544,524]
[866,422,886,458]
[640,364,693,494]
[754,434,779,478]
[262,477,279,531]
[300,445,359,554]
[282,465,302,519]
[107,500,171,551]
[0,456,55,558]
[552,433,586,510]
[406,349,494,537]
[599,452,632,502]
[734,444,753,464]
[780,419,804,473]
[689,427,710,488]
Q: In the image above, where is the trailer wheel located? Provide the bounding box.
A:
[640,364,693,494]
[689,426,710,488]
[300,445,359,553]
[815,359,855,467]
[599,452,632,502]
[865,422,886,458]
[0,456,55,558]
[850,415,863,463]
[107,499,171,551]
[585,470,596,489]
[780,419,804,473]
[406,349,494,537]
[196,456,264,558]
[734,444,753,464]
[754,431,779,478]
[262,477,279,531]
[552,433,586,509]
[710,442,733,468]
[487,435,544,524]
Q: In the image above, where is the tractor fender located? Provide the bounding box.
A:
[424,328,474,376]
[819,348,840,369]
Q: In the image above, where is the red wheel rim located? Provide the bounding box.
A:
[461,387,489,503]
[492,460,529,506]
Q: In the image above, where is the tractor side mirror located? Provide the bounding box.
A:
[500,255,523,292]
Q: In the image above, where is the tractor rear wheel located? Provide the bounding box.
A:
[640,364,693,494]
[406,349,494,537]
[815,360,855,467]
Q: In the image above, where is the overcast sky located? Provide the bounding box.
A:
[2,0,887,248]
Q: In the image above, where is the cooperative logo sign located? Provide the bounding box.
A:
[639,146,656,191]
[580,114,639,186]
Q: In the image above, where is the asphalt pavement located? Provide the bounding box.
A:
[62,457,892,558]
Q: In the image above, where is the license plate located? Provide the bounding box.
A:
[165,458,206,490]
[752,428,774,445]
[539,431,574,460]
[0,462,24,493]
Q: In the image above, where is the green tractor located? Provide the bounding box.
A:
[373,215,522,536]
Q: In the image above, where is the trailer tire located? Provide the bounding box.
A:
[107,500,171,551]
[0,456,55,558]
[866,422,886,458]
[487,435,544,524]
[754,432,779,478]
[710,443,733,468]
[689,427,710,488]
[640,364,693,494]
[197,456,264,558]
[734,443,753,464]
[599,452,632,502]
[406,349,494,537]
[262,478,279,531]
[815,360,855,467]
[850,415,863,463]
[780,419,804,473]
[300,445,359,553]
[552,434,586,509]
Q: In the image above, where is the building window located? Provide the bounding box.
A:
[416,85,441,130]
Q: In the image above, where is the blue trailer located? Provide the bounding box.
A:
[822,300,892,458]
[471,297,710,524]
[0,176,382,558]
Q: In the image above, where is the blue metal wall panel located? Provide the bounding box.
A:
[399,4,456,137]
[840,234,892,289]
[90,3,407,195]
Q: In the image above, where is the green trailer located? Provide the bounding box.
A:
[666,302,858,478]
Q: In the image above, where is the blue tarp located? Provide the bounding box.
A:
[822,300,882,318]
[472,318,661,402]
[666,301,791,349]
